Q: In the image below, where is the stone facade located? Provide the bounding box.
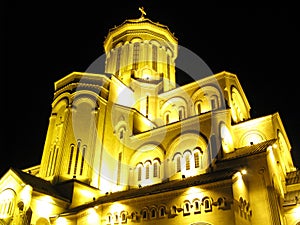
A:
[1,12,299,225]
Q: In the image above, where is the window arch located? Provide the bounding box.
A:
[164,111,170,124]
[0,188,16,219]
[136,163,143,182]
[153,159,161,178]
[231,86,249,122]
[114,212,119,223]
[178,106,185,120]
[195,100,202,115]
[202,196,212,212]
[158,205,166,218]
[67,144,75,174]
[144,161,152,180]
[193,147,203,169]
[210,94,218,110]
[193,198,201,214]
[150,207,157,219]
[119,127,125,140]
[152,44,158,71]
[106,213,112,224]
[120,211,127,223]
[141,208,149,220]
[183,150,192,171]
[183,200,191,215]
[173,153,182,173]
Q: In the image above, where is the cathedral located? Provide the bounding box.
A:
[1,8,300,225]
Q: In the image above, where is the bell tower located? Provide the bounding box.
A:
[103,7,178,93]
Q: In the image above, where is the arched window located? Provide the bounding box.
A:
[141,208,148,220]
[106,213,112,224]
[194,199,201,214]
[194,147,203,169]
[174,155,181,172]
[150,208,157,219]
[203,197,212,212]
[195,101,201,114]
[183,201,191,215]
[67,144,74,174]
[152,45,158,71]
[153,160,160,178]
[183,151,192,171]
[158,206,166,217]
[145,164,150,179]
[73,140,81,175]
[132,42,140,70]
[178,106,185,120]
[131,212,138,222]
[210,95,218,110]
[165,112,170,124]
[120,211,127,223]
[167,55,170,78]
[116,47,121,75]
[114,213,119,223]
[79,145,86,176]
[185,154,190,170]
[136,164,143,181]
[0,189,16,219]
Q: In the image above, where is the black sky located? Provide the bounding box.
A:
[1,3,299,176]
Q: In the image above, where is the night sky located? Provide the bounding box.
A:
[1,3,299,176]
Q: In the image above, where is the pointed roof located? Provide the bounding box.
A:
[103,8,177,54]
[220,139,277,161]
[9,167,70,202]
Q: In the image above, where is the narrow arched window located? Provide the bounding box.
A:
[151,208,156,218]
[152,45,157,71]
[185,154,190,170]
[193,199,201,214]
[165,113,170,124]
[132,42,140,70]
[183,201,191,215]
[194,151,199,168]
[116,47,121,75]
[178,106,185,120]
[167,55,170,79]
[195,101,201,114]
[153,161,158,177]
[211,95,218,110]
[176,156,181,172]
[79,145,86,175]
[74,141,81,175]
[138,166,142,181]
[67,144,74,174]
[145,164,150,179]
[159,206,166,217]
[203,197,212,212]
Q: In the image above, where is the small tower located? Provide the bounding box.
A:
[103,7,178,93]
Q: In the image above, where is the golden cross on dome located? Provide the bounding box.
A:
[139,7,146,18]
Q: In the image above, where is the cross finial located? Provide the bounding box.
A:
[139,7,146,19]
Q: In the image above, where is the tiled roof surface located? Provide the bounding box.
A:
[286,169,300,185]
[12,167,70,202]
[62,168,237,215]
[221,139,276,161]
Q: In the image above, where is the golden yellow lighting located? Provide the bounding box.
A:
[87,208,100,224]
[111,202,125,213]
[56,217,67,225]
[292,205,300,221]
[241,169,247,175]
[36,196,56,218]
[20,185,32,208]
[272,143,278,148]
[184,187,204,198]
